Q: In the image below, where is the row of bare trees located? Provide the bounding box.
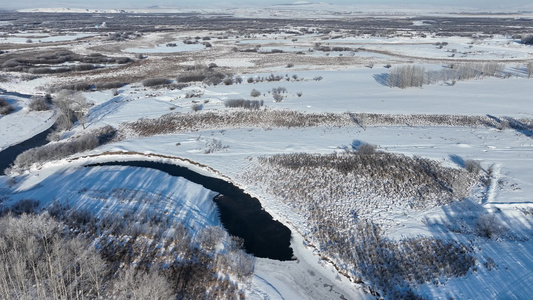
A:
[386,62,529,88]
[0,197,256,299]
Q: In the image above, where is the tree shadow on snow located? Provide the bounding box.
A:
[373,73,389,87]
[449,154,465,168]
[486,114,533,139]
[86,95,126,128]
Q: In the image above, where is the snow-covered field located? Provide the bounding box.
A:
[1,7,533,299]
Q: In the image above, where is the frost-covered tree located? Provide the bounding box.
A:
[197,225,226,251]
[53,89,92,130]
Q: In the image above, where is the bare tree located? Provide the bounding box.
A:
[0,214,108,299]
[71,92,91,129]
[197,226,225,251]
[109,268,175,300]
[53,90,92,130]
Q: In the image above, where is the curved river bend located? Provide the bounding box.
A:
[88,161,294,261]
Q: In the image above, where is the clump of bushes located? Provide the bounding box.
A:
[521,35,533,45]
[191,103,203,112]
[354,141,377,155]
[52,89,92,130]
[1,50,132,74]
[142,78,171,87]
[475,214,507,239]
[10,125,117,170]
[204,139,228,154]
[250,89,261,97]
[94,81,125,90]
[0,98,14,115]
[28,94,52,111]
[48,82,92,93]
[224,99,264,110]
[177,64,229,86]
[464,159,482,174]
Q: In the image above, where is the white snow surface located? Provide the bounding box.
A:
[1,29,533,298]
[7,159,221,234]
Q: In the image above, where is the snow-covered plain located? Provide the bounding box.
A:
[1,8,533,299]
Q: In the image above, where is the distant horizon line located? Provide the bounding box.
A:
[9,2,533,14]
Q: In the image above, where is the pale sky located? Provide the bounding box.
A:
[1,0,531,10]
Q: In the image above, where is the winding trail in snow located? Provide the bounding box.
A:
[485,163,501,205]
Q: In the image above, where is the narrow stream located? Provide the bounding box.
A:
[88,161,295,261]
[0,126,55,175]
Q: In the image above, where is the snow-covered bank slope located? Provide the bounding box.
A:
[5,163,220,233]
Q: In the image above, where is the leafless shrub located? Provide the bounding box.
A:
[52,90,91,130]
[223,77,234,85]
[0,98,14,115]
[46,131,62,142]
[94,81,124,90]
[250,89,261,97]
[10,198,40,214]
[272,87,287,94]
[355,142,377,155]
[224,249,256,280]
[204,139,228,154]
[197,226,226,250]
[29,95,51,111]
[266,73,283,82]
[174,83,189,90]
[72,64,95,72]
[191,103,203,112]
[464,159,482,174]
[484,257,496,270]
[177,65,228,86]
[475,214,507,239]
[521,35,533,45]
[224,99,263,109]
[184,89,204,98]
[48,82,92,93]
[110,268,176,300]
[273,93,284,102]
[142,78,171,87]
[11,126,117,170]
